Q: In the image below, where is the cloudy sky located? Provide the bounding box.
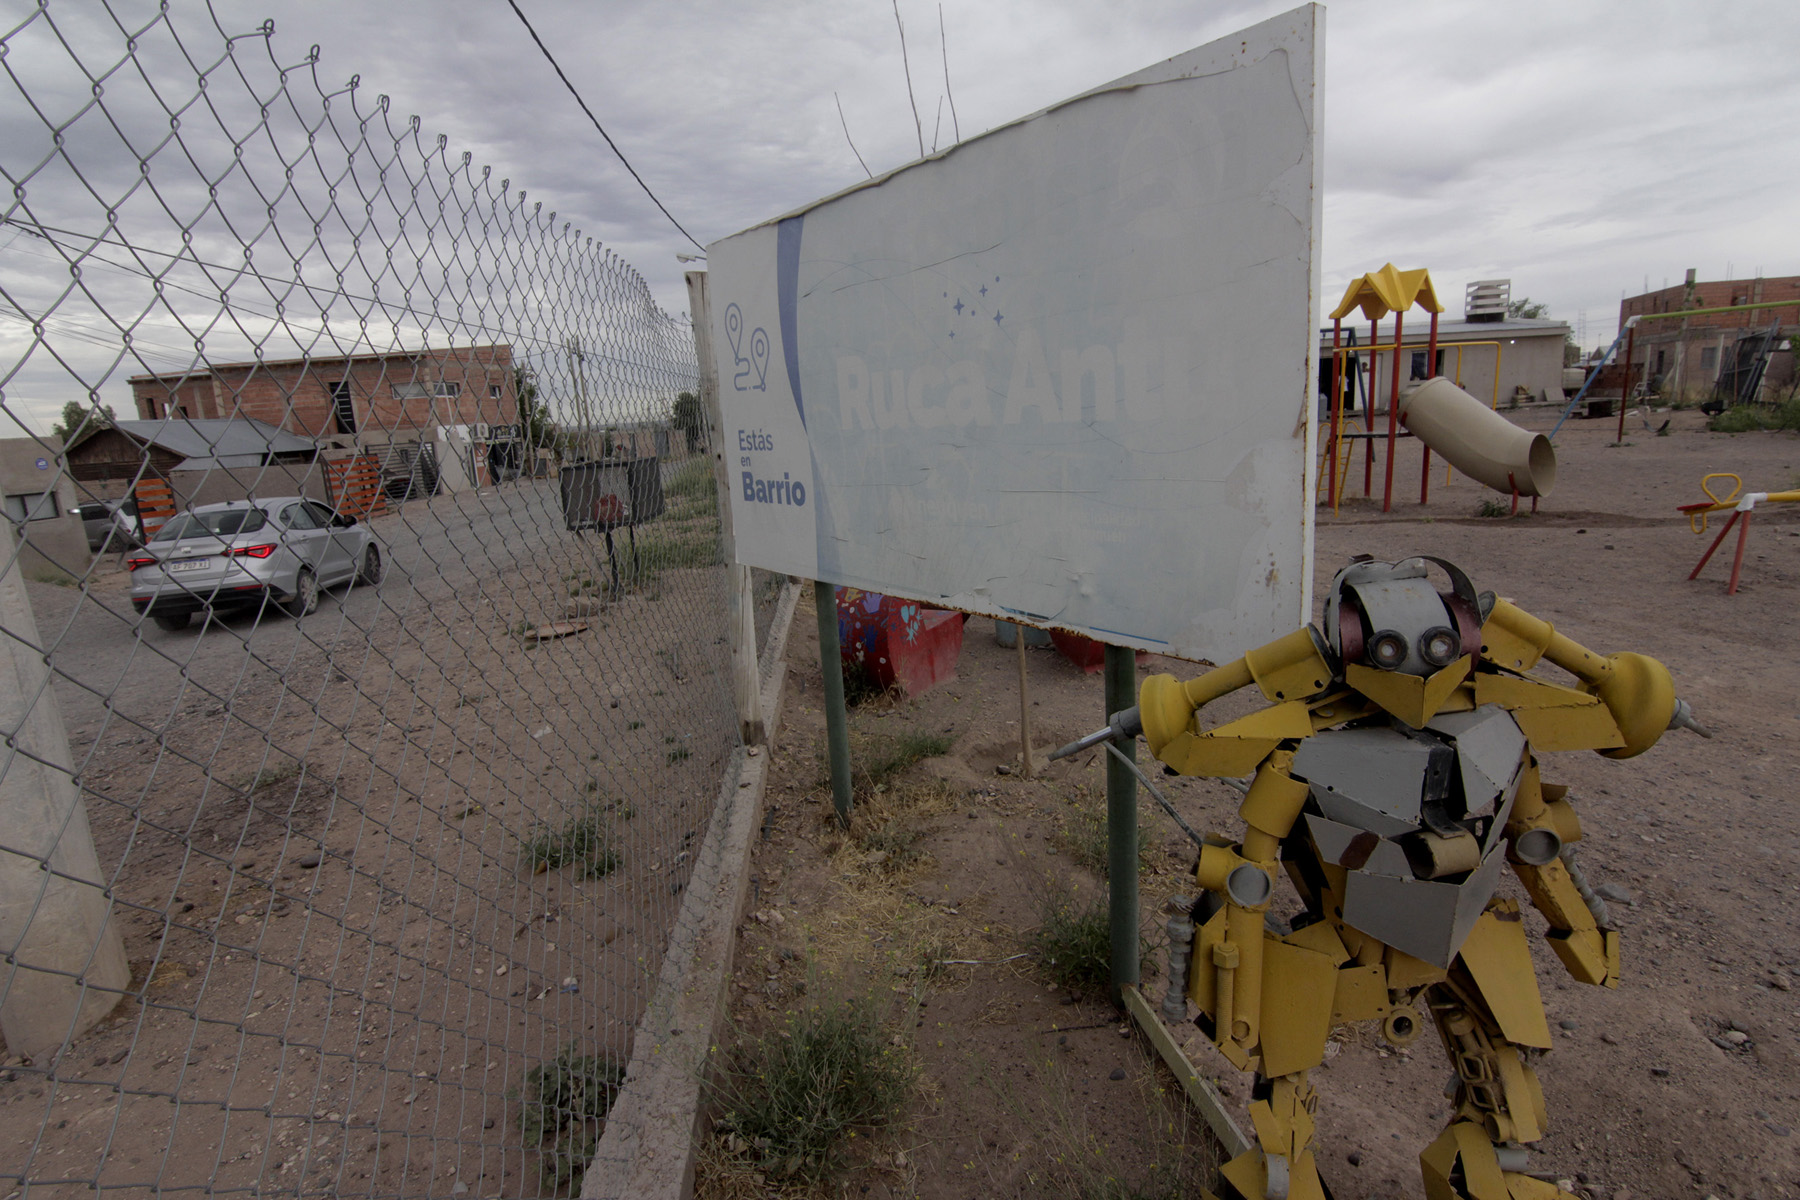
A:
[3,0,1795,432]
[255,0,1795,347]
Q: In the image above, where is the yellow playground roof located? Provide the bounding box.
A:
[1330,264,1445,321]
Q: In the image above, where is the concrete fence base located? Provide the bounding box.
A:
[584,579,799,1199]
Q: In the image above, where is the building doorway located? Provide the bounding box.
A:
[330,381,356,435]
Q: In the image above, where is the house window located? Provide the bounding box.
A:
[433,382,461,399]
[489,384,503,401]
[5,491,59,522]
[1408,350,1444,380]
[1701,346,1717,371]
[330,380,356,435]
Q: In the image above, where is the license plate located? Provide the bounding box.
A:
[169,558,211,573]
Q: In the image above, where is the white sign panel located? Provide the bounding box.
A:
[708,6,1322,661]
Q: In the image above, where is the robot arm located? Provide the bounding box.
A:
[1479,597,1710,985]
[1136,627,1336,777]
[1502,757,1620,987]
[1481,597,1708,757]
[1050,625,1337,777]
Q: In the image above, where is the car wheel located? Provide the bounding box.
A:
[288,567,320,618]
[152,613,190,632]
[357,544,383,586]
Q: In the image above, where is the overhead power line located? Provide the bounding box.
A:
[503,0,705,252]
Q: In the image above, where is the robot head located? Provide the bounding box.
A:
[1324,557,1486,722]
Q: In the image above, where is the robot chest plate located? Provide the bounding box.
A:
[1290,706,1528,967]
[1291,705,1527,835]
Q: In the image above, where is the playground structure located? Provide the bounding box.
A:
[1322,265,1556,514]
[1678,473,1800,595]
[1324,265,1443,514]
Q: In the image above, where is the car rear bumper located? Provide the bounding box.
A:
[132,583,274,618]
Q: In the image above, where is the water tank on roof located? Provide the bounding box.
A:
[1465,279,1510,322]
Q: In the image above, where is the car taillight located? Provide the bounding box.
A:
[126,556,155,570]
[230,543,277,559]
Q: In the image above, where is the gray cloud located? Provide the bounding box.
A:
[4,0,1796,431]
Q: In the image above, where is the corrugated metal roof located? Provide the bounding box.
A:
[112,417,317,459]
[168,454,275,470]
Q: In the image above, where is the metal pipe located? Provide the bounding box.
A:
[1559,846,1612,930]
[1422,309,1439,504]
[1616,322,1637,443]
[1163,902,1195,1024]
[1212,941,1237,1048]
[1635,298,1800,322]
[814,579,854,826]
[1328,319,1342,508]
[1551,317,1636,439]
[1106,643,1139,1008]
[1366,319,1377,497]
[1383,311,1403,511]
[1727,509,1753,595]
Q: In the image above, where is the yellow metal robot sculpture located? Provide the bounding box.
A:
[1058,556,1706,1200]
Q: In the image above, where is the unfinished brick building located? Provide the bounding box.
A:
[128,344,519,442]
[1618,273,1798,399]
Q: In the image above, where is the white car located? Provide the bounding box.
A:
[128,496,380,631]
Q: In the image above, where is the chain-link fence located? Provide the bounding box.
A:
[0,4,740,1195]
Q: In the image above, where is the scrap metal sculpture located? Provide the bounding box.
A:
[1058,556,1705,1200]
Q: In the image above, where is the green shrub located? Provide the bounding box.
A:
[839,658,893,707]
[1031,889,1114,990]
[522,806,619,878]
[516,1045,623,1190]
[856,730,954,790]
[661,458,716,505]
[1055,791,1150,879]
[1707,399,1800,433]
[709,998,912,1177]
[1709,405,1768,432]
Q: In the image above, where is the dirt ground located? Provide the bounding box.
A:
[699,403,1800,1200]
[0,479,740,1199]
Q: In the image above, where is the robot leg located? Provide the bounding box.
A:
[1217,1073,1332,1200]
[1418,981,1575,1200]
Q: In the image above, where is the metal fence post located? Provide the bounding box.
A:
[1105,643,1139,1007]
[0,522,130,1058]
[815,580,854,825]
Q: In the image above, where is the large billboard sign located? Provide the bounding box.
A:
[707,6,1322,661]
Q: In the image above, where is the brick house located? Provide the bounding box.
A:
[1618,273,1798,399]
[128,345,519,444]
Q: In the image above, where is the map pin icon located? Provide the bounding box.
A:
[725,303,744,359]
[750,327,770,391]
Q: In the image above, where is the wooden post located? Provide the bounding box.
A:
[685,270,765,744]
[816,581,854,825]
[1016,634,1033,778]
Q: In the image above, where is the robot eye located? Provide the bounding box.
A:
[1418,626,1461,668]
[1367,630,1408,670]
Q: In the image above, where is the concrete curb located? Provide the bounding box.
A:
[584,579,800,1199]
